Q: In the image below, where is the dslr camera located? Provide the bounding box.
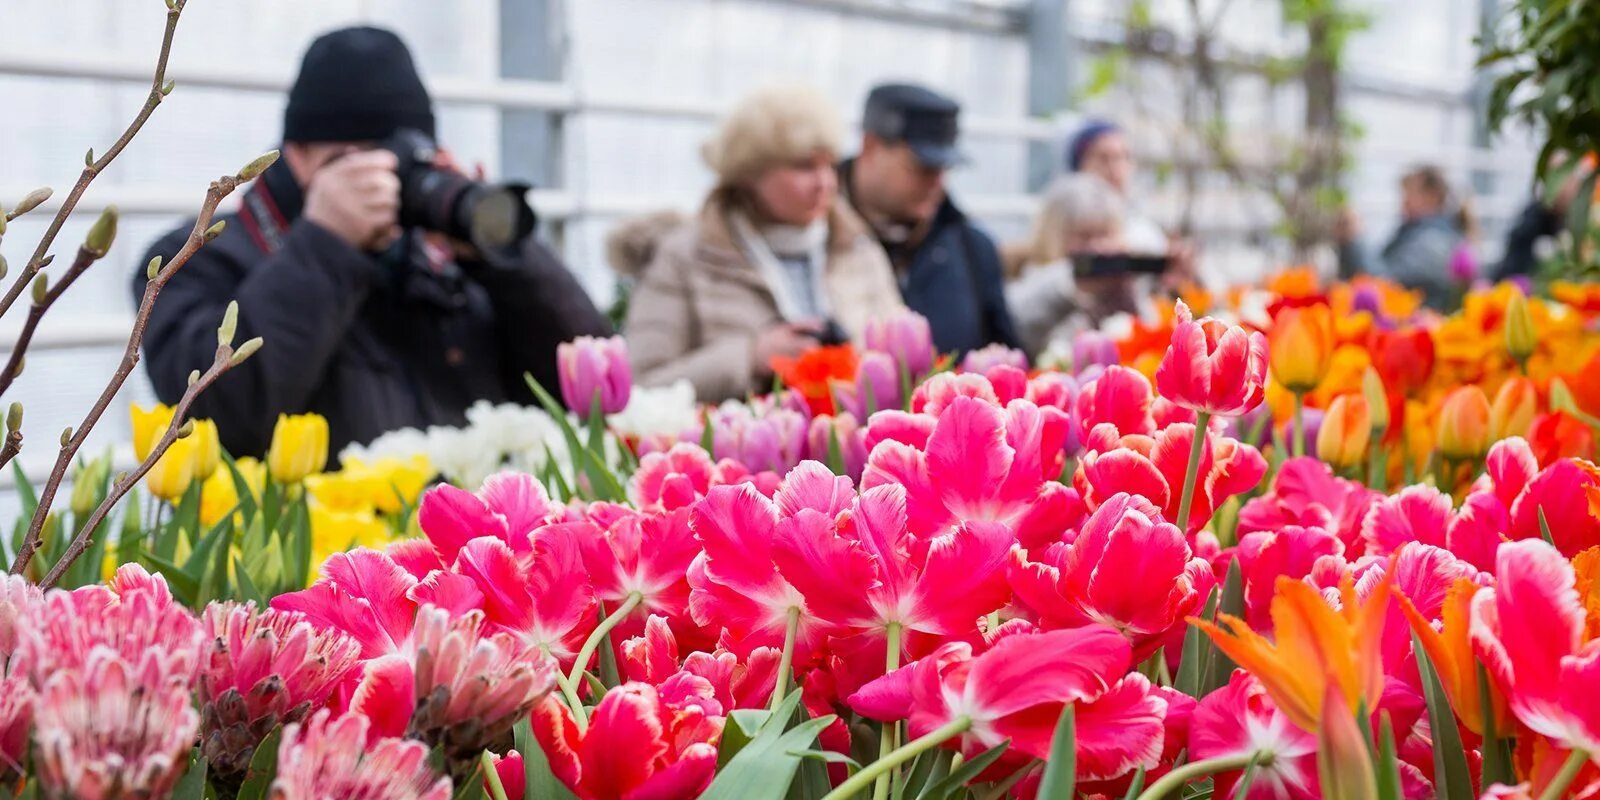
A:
[379,128,536,254]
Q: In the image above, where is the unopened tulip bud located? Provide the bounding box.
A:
[1317,394,1372,470]
[13,187,51,217]
[1489,377,1538,442]
[557,335,633,421]
[218,301,238,347]
[177,419,195,439]
[236,150,279,182]
[864,310,937,378]
[147,255,163,280]
[230,337,263,366]
[30,274,47,305]
[59,427,72,447]
[1437,385,1491,461]
[1269,303,1336,394]
[5,403,20,433]
[1361,366,1390,432]
[267,413,329,483]
[84,205,118,257]
[1317,685,1379,800]
[1504,289,1536,363]
[204,220,226,241]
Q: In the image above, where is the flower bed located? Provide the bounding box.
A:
[6,275,1600,799]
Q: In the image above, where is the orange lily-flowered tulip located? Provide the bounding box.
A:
[1489,377,1539,442]
[1437,385,1491,461]
[1317,394,1371,470]
[1575,546,1600,642]
[1317,683,1379,800]
[1193,572,1390,733]
[1397,578,1510,736]
[1269,304,1336,394]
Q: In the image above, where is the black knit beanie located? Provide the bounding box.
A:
[283,26,435,143]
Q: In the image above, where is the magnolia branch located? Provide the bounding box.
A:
[11,152,275,578]
[0,424,19,474]
[0,235,114,397]
[0,0,184,321]
[40,342,240,588]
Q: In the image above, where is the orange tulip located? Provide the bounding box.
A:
[1437,385,1491,461]
[1193,571,1390,732]
[1574,545,1600,642]
[1269,304,1336,394]
[1317,394,1371,470]
[1397,578,1510,736]
[1489,377,1539,442]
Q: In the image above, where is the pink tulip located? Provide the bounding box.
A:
[558,335,632,419]
[449,526,596,664]
[1234,525,1345,630]
[1073,330,1121,371]
[1190,670,1319,799]
[25,564,202,688]
[621,614,780,711]
[843,350,904,417]
[864,310,936,378]
[533,683,719,800]
[1360,484,1453,555]
[960,343,1028,374]
[632,443,718,511]
[804,412,868,480]
[1074,422,1266,536]
[1237,457,1380,553]
[415,471,561,565]
[272,709,451,800]
[1076,365,1156,438]
[579,506,700,633]
[0,675,31,784]
[1155,300,1268,417]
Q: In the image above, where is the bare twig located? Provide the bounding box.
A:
[0,0,184,321]
[39,341,243,588]
[0,225,115,397]
[11,155,273,577]
[0,405,20,474]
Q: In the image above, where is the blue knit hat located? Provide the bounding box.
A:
[1065,120,1121,172]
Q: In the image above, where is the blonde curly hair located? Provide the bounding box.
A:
[701,85,843,188]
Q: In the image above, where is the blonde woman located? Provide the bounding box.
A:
[1006,173,1149,357]
[625,86,903,401]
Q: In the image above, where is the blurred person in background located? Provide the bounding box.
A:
[1065,119,1197,282]
[625,85,903,402]
[1005,173,1147,358]
[1338,164,1476,309]
[1493,152,1596,281]
[136,26,609,457]
[840,83,1021,355]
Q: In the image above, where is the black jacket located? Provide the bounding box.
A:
[135,159,609,457]
[1492,199,1562,282]
[840,159,1021,356]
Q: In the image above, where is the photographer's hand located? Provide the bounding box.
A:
[304,149,401,251]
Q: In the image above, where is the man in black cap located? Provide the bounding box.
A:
[136,26,609,457]
[840,83,1020,355]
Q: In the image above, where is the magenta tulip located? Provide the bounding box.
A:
[558,335,632,420]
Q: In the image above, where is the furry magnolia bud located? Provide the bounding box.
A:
[147,256,163,280]
[0,255,8,281]
[161,79,175,96]
[13,187,51,217]
[236,151,279,182]
[30,274,47,305]
[84,148,95,167]
[177,419,196,438]
[229,337,263,367]
[5,403,20,433]
[85,205,118,257]
[204,220,226,241]
[187,369,200,387]
[218,301,238,347]
[60,427,73,447]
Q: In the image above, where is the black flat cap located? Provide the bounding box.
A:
[862,83,967,169]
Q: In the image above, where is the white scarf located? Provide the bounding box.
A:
[728,211,831,322]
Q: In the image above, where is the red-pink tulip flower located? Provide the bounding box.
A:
[631,443,717,511]
[533,684,719,800]
[0,675,31,785]
[847,626,1168,781]
[271,709,452,800]
[1189,670,1318,800]
[273,550,431,661]
[450,526,596,664]
[558,334,632,419]
[622,615,780,712]
[579,506,700,640]
[1074,422,1266,536]
[1076,365,1157,438]
[1155,300,1268,418]
[1360,484,1453,555]
[1009,492,1211,659]
[33,648,199,800]
[864,310,936,378]
[1471,540,1600,763]
[407,606,557,778]
[416,471,561,565]
[1238,457,1380,554]
[1234,525,1344,630]
[199,603,364,785]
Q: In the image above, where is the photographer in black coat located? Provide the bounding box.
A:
[136,26,609,457]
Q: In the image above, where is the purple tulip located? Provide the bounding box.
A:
[805,412,868,480]
[1071,331,1119,372]
[1449,244,1477,283]
[843,351,902,418]
[864,311,936,379]
[557,335,632,420]
[961,343,1028,374]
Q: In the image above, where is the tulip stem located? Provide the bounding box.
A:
[770,606,802,711]
[1292,393,1306,458]
[874,622,904,800]
[553,667,588,735]
[1538,749,1591,800]
[565,592,642,690]
[483,751,510,800]
[1134,750,1271,800]
[1366,430,1388,491]
[821,717,972,800]
[1176,411,1213,532]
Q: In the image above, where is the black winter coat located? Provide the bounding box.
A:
[135,160,610,457]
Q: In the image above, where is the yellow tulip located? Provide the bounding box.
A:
[129,403,174,461]
[309,502,390,578]
[350,455,434,513]
[1437,386,1491,461]
[190,418,221,480]
[1269,304,1336,394]
[144,434,197,502]
[1488,377,1538,442]
[1317,394,1371,470]
[198,468,239,528]
[267,413,328,484]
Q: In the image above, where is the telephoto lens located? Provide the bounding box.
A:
[380,128,537,254]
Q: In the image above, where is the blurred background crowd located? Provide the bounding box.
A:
[0,0,1570,500]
